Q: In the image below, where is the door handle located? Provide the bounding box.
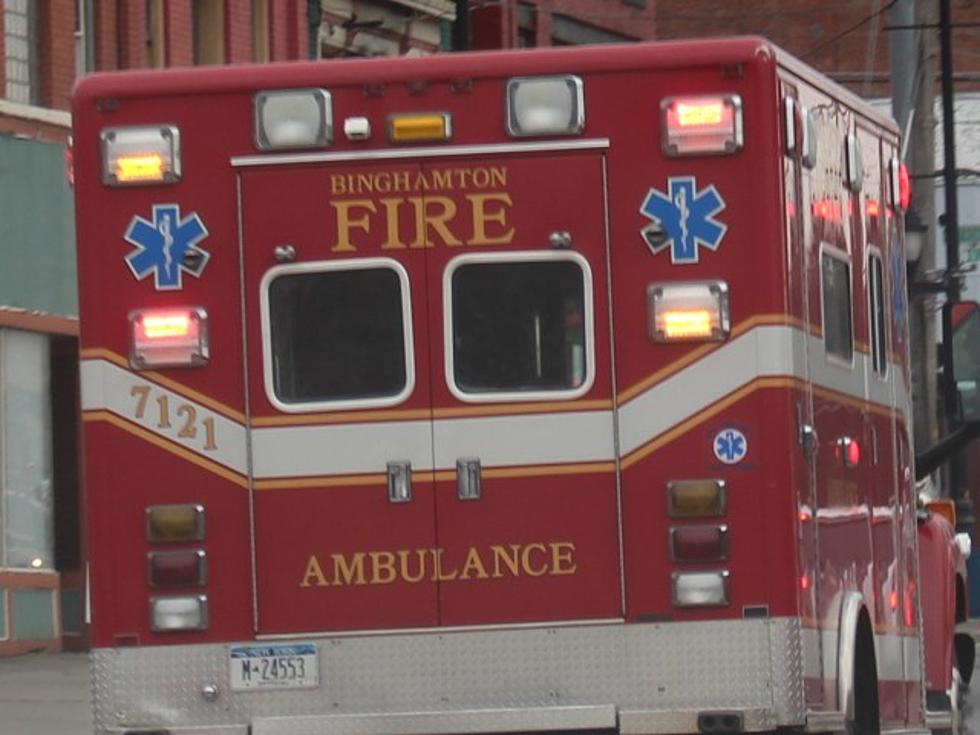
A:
[457,458,482,501]
[387,461,412,503]
[800,423,818,458]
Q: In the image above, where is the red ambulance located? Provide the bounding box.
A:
[72,37,970,735]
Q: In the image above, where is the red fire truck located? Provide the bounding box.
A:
[72,37,972,735]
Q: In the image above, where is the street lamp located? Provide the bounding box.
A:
[905,207,928,264]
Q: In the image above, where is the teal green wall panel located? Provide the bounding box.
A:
[60,587,83,634]
[11,588,55,640]
[0,134,77,317]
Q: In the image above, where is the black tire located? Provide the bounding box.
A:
[847,620,880,735]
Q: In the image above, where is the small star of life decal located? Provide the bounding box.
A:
[124,203,210,290]
[639,176,727,264]
[714,427,747,465]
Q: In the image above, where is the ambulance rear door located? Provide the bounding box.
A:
[239,161,438,635]
[424,150,623,625]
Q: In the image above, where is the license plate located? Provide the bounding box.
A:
[228,643,319,691]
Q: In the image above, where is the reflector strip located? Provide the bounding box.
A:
[79,319,911,486]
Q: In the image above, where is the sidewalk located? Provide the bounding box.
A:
[0,650,91,734]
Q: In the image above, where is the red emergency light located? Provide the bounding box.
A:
[129,307,210,369]
[661,94,743,156]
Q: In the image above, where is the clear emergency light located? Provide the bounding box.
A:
[647,280,730,342]
[889,157,911,210]
[254,88,332,150]
[506,75,585,137]
[129,307,210,369]
[661,95,743,156]
[672,570,729,607]
[150,595,208,632]
[101,125,181,186]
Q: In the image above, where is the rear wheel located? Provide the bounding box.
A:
[847,623,880,735]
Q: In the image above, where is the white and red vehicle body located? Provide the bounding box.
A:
[72,38,961,735]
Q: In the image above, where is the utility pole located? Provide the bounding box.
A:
[940,0,961,313]
[938,0,972,525]
[454,0,471,51]
[894,0,940,458]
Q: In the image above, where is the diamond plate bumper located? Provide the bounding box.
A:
[93,618,805,734]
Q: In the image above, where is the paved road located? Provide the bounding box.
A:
[0,651,90,734]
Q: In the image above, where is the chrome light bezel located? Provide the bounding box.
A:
[506,75,585,137]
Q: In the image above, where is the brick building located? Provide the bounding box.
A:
[652,0,980,97]
[472,0,655,49]
[0,0,313,657]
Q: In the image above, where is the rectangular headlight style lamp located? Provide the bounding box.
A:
[150,595,209,631]
[662,94,742,156]
[101,125,181,186]
[648,280,730,342]
[148,550,208,588]
[667,479,726,518]
[254,88,332,150]
[672,570,730,607]
[670,525,729,563]
[129,307,209,369]
[506,75,584,137]
[146,504,206,543]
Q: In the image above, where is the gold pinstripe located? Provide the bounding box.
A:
[81,409,248,487]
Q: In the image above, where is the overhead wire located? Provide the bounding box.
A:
[802,0,900,59]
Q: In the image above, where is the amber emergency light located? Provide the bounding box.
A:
[146,504,206,543]
[667,479,726,518]
[101,125,181,186]
[648,281,730,342]
[388,113,452,143]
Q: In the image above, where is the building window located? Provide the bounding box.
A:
[252,0,269,62]
[551,13,631,46]
[146,0,166,68]
[74,0,95,78]
[517,3,536,48]
[4,0,37,104]
[0,328,54,570]
[193,0,226,66]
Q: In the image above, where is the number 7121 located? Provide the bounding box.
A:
[130,384,218,451]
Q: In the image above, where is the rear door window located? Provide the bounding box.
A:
[445,253,593,401]
[262,259,414,410]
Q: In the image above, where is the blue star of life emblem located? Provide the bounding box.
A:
[714,427,747,465]
[639,176,727,264]
[124,204,210,290]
